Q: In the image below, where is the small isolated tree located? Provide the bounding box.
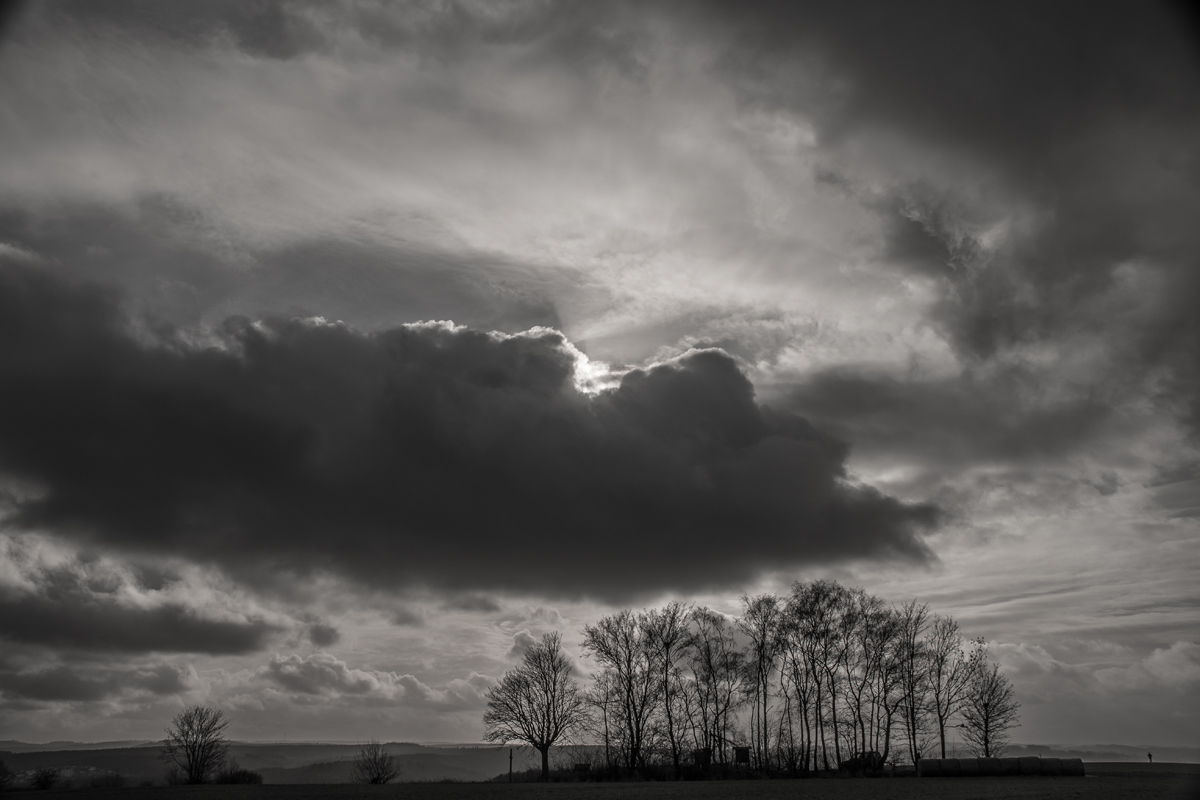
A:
[351,740,400,784]
[484,631,587,781]
[960,653,1020,758]
[162,705,230,784]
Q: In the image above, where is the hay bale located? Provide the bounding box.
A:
[978,757,1002,776]
[1018,756,1042,775]
[1041,757,1063,776]
[918,759,942,777]
[942,758,962,777]
[998,757,1021,776]
[959,758,980,777]
[1061,758,1085,777]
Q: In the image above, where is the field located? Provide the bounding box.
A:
[11,766,1198,800]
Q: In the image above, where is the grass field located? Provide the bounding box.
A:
[18,767,1198,800]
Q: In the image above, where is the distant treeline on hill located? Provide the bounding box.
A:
[0,743,538,785]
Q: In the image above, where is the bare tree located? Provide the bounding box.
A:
[643,601,692,779]
[351,740,400,784]
[161,706,230,784]
[739,593,783,771]
[484,631,587,781]
[925,616,973,757]
[895,599,933,765]
[790,580,851,769]
[585,667,623,775]
[685,607,744,766]
[583,611,660,775]
[961,650,1020,758]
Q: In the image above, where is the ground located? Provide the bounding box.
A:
[11,767,1198,800]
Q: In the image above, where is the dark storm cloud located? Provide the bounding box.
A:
[441,595,501,614]
[698,0,1200,174]
[36,0,323,59]
[35,0,643,73]
[0,566,278,655]
[0,666,112,702]
[792,0,1195,357]
[696,0,1200,450]
[784,368,1112,470]
[0,202,569,335]
[0,264,935,601]
[0,662,188,702]
[307,623,340,648]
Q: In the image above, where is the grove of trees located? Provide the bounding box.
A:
[484,580,1020,778]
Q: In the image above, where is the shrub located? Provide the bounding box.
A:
[352,740,400,784]
[31,767,61,790]
[0,760,14,792]
[213,760,264,784]
[90,772,127,788]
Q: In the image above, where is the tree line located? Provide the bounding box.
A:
[484,579,1019,780]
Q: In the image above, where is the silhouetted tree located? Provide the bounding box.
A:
[583,611,660,775]
[895,599,933,764]
[925,616,975,758]
[739,593,784,771]
[684,606,743,766]
[585,667,623,775]
[161,705,230,784]
[484,631,587,781]
[960,648,1020,758]
[0,759,14,792]
[351,740,400,784]
[643,601,692,779]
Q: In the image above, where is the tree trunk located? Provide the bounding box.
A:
[829,678,842,766]
[539,746,549,781]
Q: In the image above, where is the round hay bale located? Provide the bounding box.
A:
[1018,756,1042,775]
[942,758,962,777]
[999,757,1021,776]
[919,758,942,777]
[979,757,1002,776]
[959,758,981,777]
[1061,758,1085,777]
[1042,757,1063,776]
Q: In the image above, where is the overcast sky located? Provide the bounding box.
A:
[0,0,1197,747]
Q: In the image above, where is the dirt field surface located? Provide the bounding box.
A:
[22,771,1199,800]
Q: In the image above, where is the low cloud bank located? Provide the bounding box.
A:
[0,265,936,601]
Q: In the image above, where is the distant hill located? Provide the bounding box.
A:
[0,742,539,784]
[0,740,153,753]
[1004,743,1199,763]
[260,748,536,784]
[1,739,1194,785]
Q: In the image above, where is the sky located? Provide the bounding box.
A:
[0,0,1197,748]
